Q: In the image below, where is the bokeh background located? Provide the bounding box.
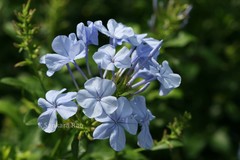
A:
[0,0,240,159]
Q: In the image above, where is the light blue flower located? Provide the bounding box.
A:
[134,60,181,96]
[40,33,86,76]
[130,96,155,149]
[94,19,134,46]
[93,44,131,71]
[76,21,98,45]
[37,88,78,133]
[152,60,181,96]
[76,77,118,118]
[93,97,138,151]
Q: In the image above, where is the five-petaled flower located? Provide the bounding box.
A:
[40,33,86,76]
[93,97,138,151]
[94,19,134,46]
[76,77,118,118]
[93,44,131,71]
[37,88,78,133]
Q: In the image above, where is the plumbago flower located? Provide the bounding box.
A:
[93,97,138,151]
[93,44,131,71]
[131,59,181,96]
[94,19,134,46]
[76,77,117,118]
[38,89,78,133]
[38,18,182,152]
[40,33,86,77]
[77,21,98,46]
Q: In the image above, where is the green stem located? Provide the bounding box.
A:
[50,139,61,157]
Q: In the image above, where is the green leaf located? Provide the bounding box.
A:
[0,98,25,129]
[81,141,115,160]
[0,75,44,97]
[164,32,196,48]
[21,98,41,113]
[122,147,147,160]
[0,77,25,89]
[23,109,38,126]
[151,140,183,151]
[71,134,87,159]
[14,60,31,67]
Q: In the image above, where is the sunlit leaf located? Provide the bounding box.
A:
[71,134,87,159]
[0,98,24,129]
[151,140,183,150]
[164,32,196,47]
[23,109,38,126]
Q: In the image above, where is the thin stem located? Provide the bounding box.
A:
[133,82,150,95]
[98,65,103,78]
[73,60,88,81]
[85,46,92,76]
[131,77,156,88]
[103,69,108,79]
[66,64,79,90]
[127,70,139,86]
[50,139,61,157]
[111,70,115,81]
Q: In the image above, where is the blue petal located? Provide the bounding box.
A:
[83,102,103,118]
[103,62,115,71]
[137,123,153,149]
[93,51,106,66]
[93,123,115,139]
[95,113,112,123]
[116,97,132,118]
[76,22,87,43]
[52,35,70,57]
[121,116,138,135]
[68,33,77,42]
[76,90,97,108]
[56,91,77,104]
[42,54,69,76]
[114,24,134,39]
[94,20,111,37]
[159,85,172,96]
[160,60,173,74]
[93,45,115,70]
[110,125,126,151]
[100,78,116,97]
[84,77,102,96]
[114,46,131,69]
[127,33,147,46]
[130,96,148,120]
[87,21,99,45]
[110,19,134,39]
[100,44,115,57]
[107,19,118,36]
[38,98,52,110]
[159,73,181,89]
[100,96,118,115]
[69,40,86,60]
[38,109,57,133]
[46,88,66,104]
[84,77,116,97]
[57,101,78,119]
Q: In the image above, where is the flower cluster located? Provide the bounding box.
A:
[38,19,181,151]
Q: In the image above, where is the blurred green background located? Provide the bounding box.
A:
[0,0,240,159]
